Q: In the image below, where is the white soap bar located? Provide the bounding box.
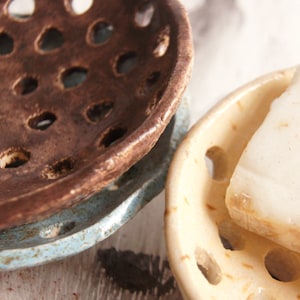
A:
[226,67,300,252]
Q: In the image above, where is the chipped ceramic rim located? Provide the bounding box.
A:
[0,93,189,271]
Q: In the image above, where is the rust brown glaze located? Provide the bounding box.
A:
[0,0,193,229]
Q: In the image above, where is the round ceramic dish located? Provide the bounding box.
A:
[0,0,192,229]
[165,68,300,299]
[0,94,189,270]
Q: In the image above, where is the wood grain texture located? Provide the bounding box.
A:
[2,0,300,299]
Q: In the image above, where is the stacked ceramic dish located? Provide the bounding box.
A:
[0,0,192,269]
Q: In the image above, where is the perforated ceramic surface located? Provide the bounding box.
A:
[165,68,300,300]
[0,0,192,229]
[0,95,189,270]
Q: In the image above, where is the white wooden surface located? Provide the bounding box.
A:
[2,0,300,299]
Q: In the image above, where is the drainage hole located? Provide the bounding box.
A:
[0,147,30,168]
[86,101,114,123]
[38,27,64,52]
[67,0,93,15]
[115,52,138,75]
[264,248,300,282]
[7,0,35,20]
[61,67,88,89]
[14,75,38,95]
[42,157,75,179]
[99,126,127,148]
[89,20,113,45]
[195,247,222,285]
[0,32,14,55]
[134,1,155,28]
[28,111,57,130]
[153,26,170,57]
[40,221,76,238]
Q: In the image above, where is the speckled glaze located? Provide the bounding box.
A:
[0,0,193,229]
[0,93,189,271]
[165,68,300,300]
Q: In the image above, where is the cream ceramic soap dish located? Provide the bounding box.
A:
[165,68,300,300]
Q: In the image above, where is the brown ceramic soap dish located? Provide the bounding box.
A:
[0,0,192,229]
